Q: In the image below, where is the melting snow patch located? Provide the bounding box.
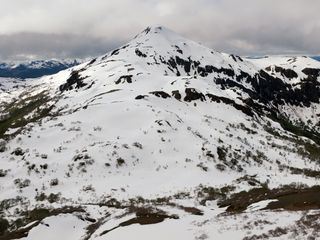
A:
[20,214,87,240]
[245,199,278,212]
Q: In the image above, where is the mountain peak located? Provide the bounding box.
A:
[133,25,184,42]
[141,25,171,34]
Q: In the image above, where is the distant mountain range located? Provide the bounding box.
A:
[0,59,82,79]
[1,56,318,80]
[312,56,320,61]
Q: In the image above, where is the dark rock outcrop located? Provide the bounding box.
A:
[59,70,87,92]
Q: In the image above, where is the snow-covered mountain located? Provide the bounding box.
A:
[0,59,81,79]
[0,26,320,240]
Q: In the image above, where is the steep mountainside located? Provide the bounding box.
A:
[0,59,81,79]
[0,26,320,240]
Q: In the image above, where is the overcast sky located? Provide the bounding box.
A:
[0,0,319,61]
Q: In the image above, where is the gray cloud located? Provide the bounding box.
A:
[0,33,123,61]
[0,0,319,60]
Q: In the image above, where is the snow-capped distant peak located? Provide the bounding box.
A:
[0,59,82,79]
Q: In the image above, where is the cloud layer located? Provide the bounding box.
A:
[0,0,319,60]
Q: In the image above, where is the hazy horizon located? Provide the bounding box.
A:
[0,0,319,61]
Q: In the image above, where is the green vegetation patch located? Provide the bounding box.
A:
[0,91,55,140]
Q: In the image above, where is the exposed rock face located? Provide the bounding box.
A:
[59,70,87,92]
[115,75,133,84]
[302,68,320,78]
